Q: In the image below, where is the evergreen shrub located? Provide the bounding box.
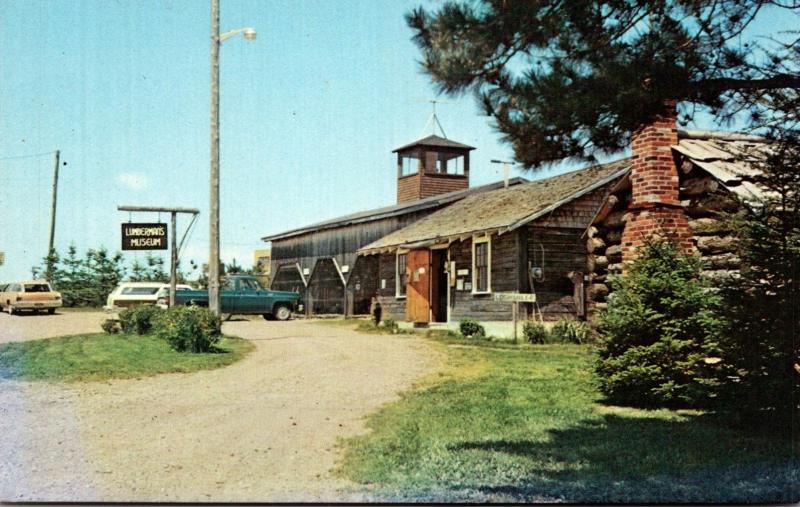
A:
[523,321,549,344]
[118,305,163,335]
[459,318,485,338]
[153,306,222,352]
[595,241,724,408]
[101,319,121,334]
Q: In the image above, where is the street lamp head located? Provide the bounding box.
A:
[243,27,257,41]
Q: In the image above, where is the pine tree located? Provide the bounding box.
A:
[408,1,800,167]
[716,131,800,427]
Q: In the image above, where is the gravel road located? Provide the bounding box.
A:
[0,309,109,344]
[0,313,442,502]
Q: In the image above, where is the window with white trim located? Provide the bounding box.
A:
[396,252,408,298]
[472,236,491,293]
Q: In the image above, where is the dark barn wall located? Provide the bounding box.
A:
[271,263,307,301]
[308,258,345,315]
[524,188,611,319]
[347,255,379,315]
[527,227,586,318]
[376,252,406,319]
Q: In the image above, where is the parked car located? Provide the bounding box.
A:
[104,282,194,311]
[159,275,301,320]
[1,280,62,315]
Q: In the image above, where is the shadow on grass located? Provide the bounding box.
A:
[445,413,798,504]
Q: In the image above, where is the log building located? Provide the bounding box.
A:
[263,108,769,325]
[583,110,769,316]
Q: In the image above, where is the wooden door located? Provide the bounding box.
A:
[405,249,431,323]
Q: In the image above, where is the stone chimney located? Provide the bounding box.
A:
[620,104,694,261]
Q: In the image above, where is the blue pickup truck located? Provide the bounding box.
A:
[157,275,302,321]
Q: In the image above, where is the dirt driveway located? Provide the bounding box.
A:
[0,313,442,502]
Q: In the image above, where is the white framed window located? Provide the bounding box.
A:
[396,252,408,298]
[472,235,491,294]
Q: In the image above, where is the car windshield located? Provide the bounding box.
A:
[24,284,51,292]
[121,287,161,295]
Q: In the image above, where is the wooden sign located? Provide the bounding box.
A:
[493,292,537,303]
[121,223,168,250]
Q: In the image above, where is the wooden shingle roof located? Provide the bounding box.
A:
[261,177,527,242]
[673,129,770,202]
[358,159,630,254]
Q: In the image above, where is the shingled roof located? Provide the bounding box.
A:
[358,159,630,254]
[262,176,527,242]
[674,129,769,202]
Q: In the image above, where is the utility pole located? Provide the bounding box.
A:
[48,150,60,254]
[208,1,255,315]
[209,0,221,315]
[46,150,61,281]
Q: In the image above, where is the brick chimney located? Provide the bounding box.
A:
[621,104,694,261]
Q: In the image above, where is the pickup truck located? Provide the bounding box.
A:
[158,275,301,321]
[1,280,63,315]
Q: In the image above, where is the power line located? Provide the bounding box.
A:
[0,150,58,161]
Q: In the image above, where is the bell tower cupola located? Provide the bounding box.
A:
[393,134,474,204]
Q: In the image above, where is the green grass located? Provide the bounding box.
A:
[0,333,254,382]
[336,337,798,503]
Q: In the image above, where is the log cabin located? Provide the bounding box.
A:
[583,108,769,317]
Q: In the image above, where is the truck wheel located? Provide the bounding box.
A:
[47,308,56,315]
[273,305,291,321]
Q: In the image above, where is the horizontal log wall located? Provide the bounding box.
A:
[586,162,744,315]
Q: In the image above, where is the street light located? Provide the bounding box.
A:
[209,0,256,315]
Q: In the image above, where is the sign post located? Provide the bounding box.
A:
[118,206,200,307]
[493,292,537,342]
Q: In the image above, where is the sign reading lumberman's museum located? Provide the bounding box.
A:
[121,223,168,250]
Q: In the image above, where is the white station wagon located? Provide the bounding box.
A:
[104,282,193,311]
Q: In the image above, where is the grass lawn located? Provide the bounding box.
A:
[336,332,798,503]
[0,333,254,382]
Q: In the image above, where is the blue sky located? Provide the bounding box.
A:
[0,1,795,281]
